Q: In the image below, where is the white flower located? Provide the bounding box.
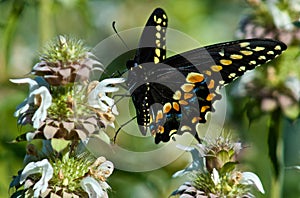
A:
[10,77,52,128]
[85,52,104,71]
[267,0,294,30]
[290,0,300,12]
[172,145,206,177]
[211,168,220,186]
[82,158,114,198]
[81,177,110,198]
[240,172,265,194]
[95,160,114,178]
[285,76,300,101]
[232,70,256,97]
[88,78,125,115]
[30,86,52,128]
[10,78,40,117]
[20,159,54,198]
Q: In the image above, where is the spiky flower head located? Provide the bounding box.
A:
[171,136,264,197]
[198,136,242,172]
[12,35,125,142]
[32,35,101,86]
[10,140,114,198]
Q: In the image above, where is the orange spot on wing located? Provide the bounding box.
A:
[211,65,223,72]
[179,100,188,105]
[186,72,204,83]
[208,80,215,89]
[173,102,180,111]
[156,110,163,122]
[184,93,193,100]
[163,102,172,113]
[181,83,195,92]
[206,93,215,101]
[201,105,210,113]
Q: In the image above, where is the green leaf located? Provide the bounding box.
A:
[282,104,300,120]
[217,150,230,164]
[13,133,28,142]
[219,161,237,175]
[268,109,282,178]
[228,149,235,159]
[246,100,263,122]
[51,139,70,153]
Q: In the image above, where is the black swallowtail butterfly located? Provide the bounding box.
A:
[125,8,286,144]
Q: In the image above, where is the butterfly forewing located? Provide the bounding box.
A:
[126,8,168,135]
[132,8,168,64]
[164,39,286,83]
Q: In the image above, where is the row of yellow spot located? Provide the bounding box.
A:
[153,13,167,64]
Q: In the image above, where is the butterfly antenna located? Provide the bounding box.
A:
[112,21,130,51]
[113,116,137,143]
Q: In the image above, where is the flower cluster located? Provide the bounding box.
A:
[237,0,300,45]
[170,136,264,197]
[234,0,300,120]
[10,141,114,197]
[9,35,122,197]
[11,35,124,142]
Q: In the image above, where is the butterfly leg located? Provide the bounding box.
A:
[113,116,137,143]
[194,132,202,144]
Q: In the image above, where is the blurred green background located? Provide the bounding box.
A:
[1,0,299,197]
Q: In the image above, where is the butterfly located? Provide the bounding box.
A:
[125,8,286,144]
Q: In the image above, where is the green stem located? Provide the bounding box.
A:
[1,0,25,82]
[268,108,284,198]
[39,0,54,46]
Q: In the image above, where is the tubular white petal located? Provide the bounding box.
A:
[211,168,220,186]
[87,78,124,115]
[10,78,39,91]
[31,87,52,129]
[267,1,293,30]
[107,121,115,128]
[26,131,39,141]
[81,176,109,198]
[241,172,265,194]
[231,71,256,97]
[20,159,53,198]
[11,78,39,117]
[11,77,50,121]
[97,101,109,112]
[100,95,119,115]
[98,161,114,178]
[100,95,115,107]
[173,145,205,177]
[14,103,30,117]
[233,142,242,154]
[285,76,300,101]
[99,78,125,87]
[93,78,124,93]
[290,0,300,12]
